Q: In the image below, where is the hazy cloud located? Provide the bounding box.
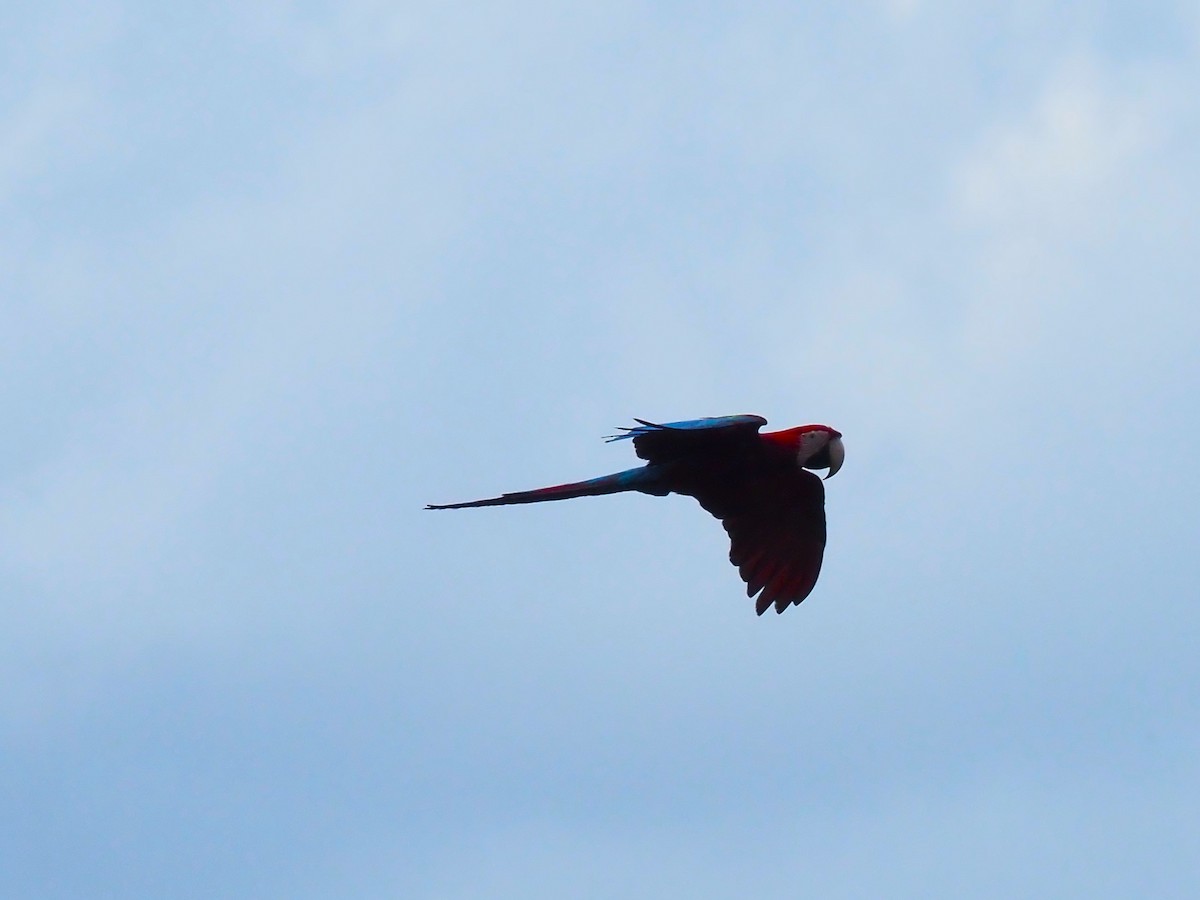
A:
[3,4,1198,898]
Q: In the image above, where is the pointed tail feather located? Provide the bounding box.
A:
[426,466,663,510]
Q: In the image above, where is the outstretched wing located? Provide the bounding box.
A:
[691,468,827,615]
[606,415,767,463]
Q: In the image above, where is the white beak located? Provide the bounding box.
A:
[824,436,845,479]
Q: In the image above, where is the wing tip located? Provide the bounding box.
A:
[751,582,813,616]
[604,419,667,442]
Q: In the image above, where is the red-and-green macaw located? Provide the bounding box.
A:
[427,415,844,614]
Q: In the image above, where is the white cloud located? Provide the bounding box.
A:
[228,0,414,75]
[952,55,1158,232]
[881,0,923,21]
[0,84,92,202]
[0,3,121,203]
[944,53,1192,372]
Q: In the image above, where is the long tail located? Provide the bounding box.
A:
[426,466,664,510]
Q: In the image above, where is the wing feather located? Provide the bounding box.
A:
[704,469,827,615]
[606,415,767,462]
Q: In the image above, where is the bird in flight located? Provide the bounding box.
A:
[427,415,844,615]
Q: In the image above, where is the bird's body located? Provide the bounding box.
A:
[427,415,843,615]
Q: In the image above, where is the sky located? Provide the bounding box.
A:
[3,1,1199,897]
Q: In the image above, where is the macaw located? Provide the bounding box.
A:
[426,415,844,615]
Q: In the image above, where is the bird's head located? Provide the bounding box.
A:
[766,425,845,479]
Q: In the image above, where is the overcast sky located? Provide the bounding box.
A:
[4,2,1199,897]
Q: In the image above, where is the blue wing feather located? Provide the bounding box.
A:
[606,415,769,463]
[605,415,767,443]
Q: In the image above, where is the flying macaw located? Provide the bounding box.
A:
[426,415,844,615]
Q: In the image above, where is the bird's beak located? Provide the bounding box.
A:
[824,436,844,479]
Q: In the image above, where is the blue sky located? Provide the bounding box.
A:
[4,2,1199,897]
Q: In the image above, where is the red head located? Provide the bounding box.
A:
[763,425,845,478]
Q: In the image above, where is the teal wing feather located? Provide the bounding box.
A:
[605,415,767,441]
[605,415,767,462]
